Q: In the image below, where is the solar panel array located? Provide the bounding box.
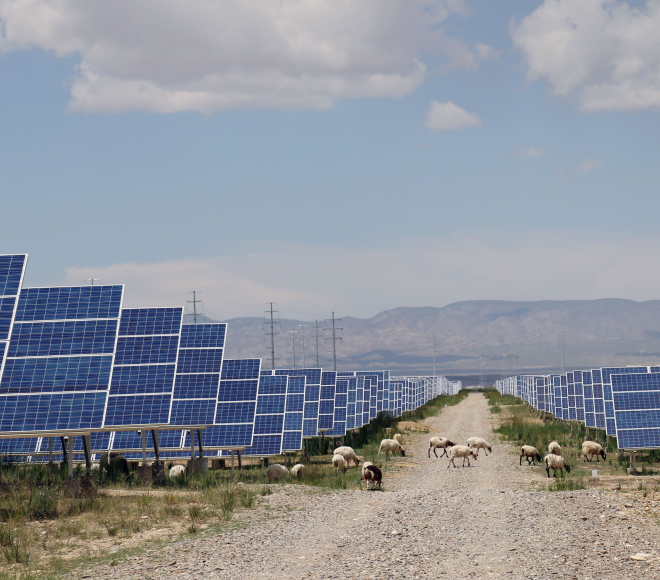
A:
[0,253,463,462]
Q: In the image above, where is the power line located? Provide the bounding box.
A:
[264,303,280,370]
[187,291,204,324]
[324,311,342,372]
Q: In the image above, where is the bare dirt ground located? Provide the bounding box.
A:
[84,393,660,580]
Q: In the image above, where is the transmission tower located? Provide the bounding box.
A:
[298,325,307,368]
[559,329,566,373]
[324,312,342,372]
[187,291,204,324]
[290,330,297,369]
[85,278,100,286]
[314,320,321,367]
[432,332,437,376]
[264,303,280,370]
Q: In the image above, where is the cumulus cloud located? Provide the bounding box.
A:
[0,0,481,113]
[63,233,660,320]
[578,158,603,172]
[511,0,660,111]
[512,146,545,158]
[425,100,482,131]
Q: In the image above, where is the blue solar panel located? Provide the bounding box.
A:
[601,367,649,435]
[170,323,226,428]
[346,376,357,430]
[275,368,321,438]
[326,377,347,437]
[0,255,27,297]
[1,282,122,435]
[282,375,305,452]
[206,358,260,450]
[612,372,660,448]
[104,307,181,428]
[241,374,286,456]
[318,371,336,431]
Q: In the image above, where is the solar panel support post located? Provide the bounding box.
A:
[66,437,73,479]
[230,450,235,477]
[60,436,68,469]
[141,431,147,467]
[48,437,53,466]
[82,434,92,476]
[196,429,204,459]
[189,430,195,461]
[237,450,242,472]
[151,430,160,464]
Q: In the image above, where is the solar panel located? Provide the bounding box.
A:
[582,371,596,428]
[208,358,260,451]
[591,369,606,429]
[104,307,182,429]
[326,377,348,437]
[318,371,336,432]
[282,375,306,452]
[345,376,357,430]
[275,368,321,438]
[356,372,378,419]
[1,285,123,435]
[601,367,649,435]
[611,372,660,449]
[241,374,287,456]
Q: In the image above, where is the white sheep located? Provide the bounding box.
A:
[544,454,571,477]
[447,445,478,468]
[520,445,542,466]
[333,446,360,467]
[393,433,403,444]
[333,454,347,473]
[428,437,455,459]
[169,464,186,478]
[378,439,406,458]
[266,463,289,483]
[290,464,306,479]
[582,441,607,462]
[467,437,492,456]
[548,441,562,455]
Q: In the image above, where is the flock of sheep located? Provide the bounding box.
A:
[427,436,493,468]
[520,440,607,477]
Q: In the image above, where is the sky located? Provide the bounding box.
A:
[1,0,659,321]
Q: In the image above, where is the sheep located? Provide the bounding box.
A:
[169,464,186,478]
[333,454,347,473]
[361,464,383,490]
[378,439,406,458]
[393,433,403,444]
[548,441,562,456]
[467,437,492,456]
[582,441,607,462]
[361,461,374,477]
[447,445,478,468]
[100,452,130,477]
[520,445,542,466]
[428,437,455,459]
[290,464,306,479]
[333,446,360,467]
[266,463,289,483]
[544,454,571,477]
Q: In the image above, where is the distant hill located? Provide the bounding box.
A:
[191,299,660,375]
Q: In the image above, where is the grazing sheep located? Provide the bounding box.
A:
[447,445,478,468]
[169,464,186,478]
[378,439,406,458]
[361,461,374,477]
[548,441,562,456]
[266,463,289,483]
[520,445,542,466]
[428,437,455,459]
[333,446,360,467]
[393,433,403,444]
[582,441,607,462]
[333,454,347,473]
[100,452,130,477]
[290,464,306,479]
[467,437,492,456]
[361,464,383,490]
[357,455,365,464]
[544,454,571,477]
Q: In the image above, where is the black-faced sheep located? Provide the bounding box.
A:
[467,437,492,456]
[447,445,478,468]
[582,441,606,462]
[379,439,406,458]
[544,453,571,477]
[361,464,382,490]
[428,437,455,459]
[548,441,562,455]
[100,452,130,477]
[520,445,542,466]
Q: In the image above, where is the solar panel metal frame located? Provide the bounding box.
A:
[274,368,322,438]
[240,373,287,457]
[611,372,660,449]
[281,375,306,453]
[601,366,649,436]
[318,370,336,433]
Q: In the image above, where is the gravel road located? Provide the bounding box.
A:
[88,393,660,580]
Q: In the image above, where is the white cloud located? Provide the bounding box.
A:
[425,100,482,131]
[0,0,477,113]
[511,0,660,111]
[512,146,545,158]
[63,232,660,320]
[578,158,603,172]
[474,43,500,62]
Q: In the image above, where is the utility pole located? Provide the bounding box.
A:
[325,312,342,372]
[264,303,280,370]
[187,291,204,324]
[85,278,100,286]
[314,320,321,367]
[559,329,566,374]
[298,325,307,368]
[432,332,437,376]
[290,330,297,369]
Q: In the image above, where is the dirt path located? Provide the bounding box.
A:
[88,393,660,580]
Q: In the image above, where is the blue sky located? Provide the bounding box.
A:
[1,0,659,320]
